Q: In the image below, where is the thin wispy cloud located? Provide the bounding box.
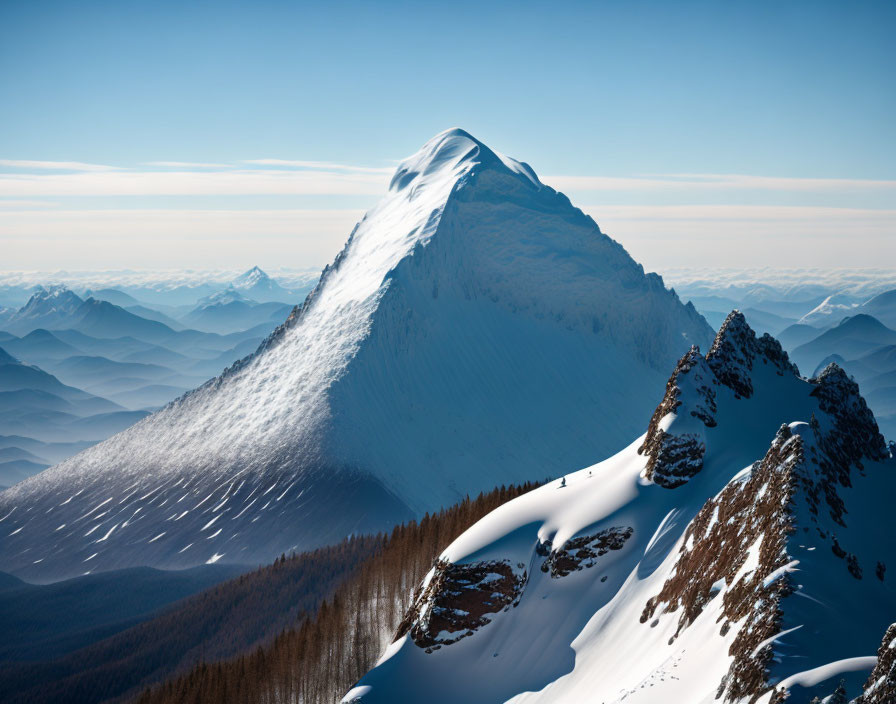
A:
[143,161,232,168]
[243,159,394,174]
[1,156,893,270]
[0,168,390,197]
[583,204,896,268]
[3,203,893,270]
[585,204,896,222]
[3,161,895,200]
[0,208,365,269]
[0,199,59,208]
[0,159,122,172]
[547,173,896,193]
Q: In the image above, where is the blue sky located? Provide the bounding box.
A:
[1,0,894,271]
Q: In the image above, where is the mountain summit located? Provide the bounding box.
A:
[0,129,712,580]
[6,285,84,333]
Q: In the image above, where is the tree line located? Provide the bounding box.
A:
[133,482,540,704]
[0,537,382,704]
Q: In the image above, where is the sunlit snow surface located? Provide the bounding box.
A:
[0,129,710,580]
[350,356,896,704]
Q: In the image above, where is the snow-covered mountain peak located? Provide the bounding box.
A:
[21,284,81,308]
[11,285,84,326]
[0,129,712,581]
[389,127,542,194]
[228,266,291,302]
[797,292,857,326]
[231,266,269,289]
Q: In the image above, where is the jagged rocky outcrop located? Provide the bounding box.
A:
[642,424,800,703]
[641,378,887,702]
[538,526,633,578]
[856,623,896,704]
[706,311,800,400]
[347,310,896,704]
[639,347,716,488]
[394,525,634,654]
[808,364,888,523]
[640,311,803,488]
[394,559,527,650]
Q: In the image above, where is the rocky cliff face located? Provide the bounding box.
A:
[395,524,635,650]
[347,312,896,704]
[642,424,800,703]
[639,310,800,489]
[857,623,896,704]
[394,559,528,651]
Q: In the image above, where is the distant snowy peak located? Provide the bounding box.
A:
[229,266,289,302]
[799,289,896,329]
[13,285,84,321]
[231,266,270,289]
[798,293,858,326]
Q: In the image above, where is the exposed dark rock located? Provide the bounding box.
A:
[828,680,848,704]
[807,364,888,525]
[642,429,707,489]
[539,526,633,578]
[706,311,799,400]
[639,347,715,488]
[831,538,846,559]
[395,559,527,649]
[706,311,758,399]
[847,554,863,579]
[640,312,801,490]
[642,424,800,703]
[856,623,896,704]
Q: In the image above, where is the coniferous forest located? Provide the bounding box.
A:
[0,483,537,704]
[133,483,539,704]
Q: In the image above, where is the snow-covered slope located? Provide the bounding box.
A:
[0,129,711,581]
[349,312,894,704]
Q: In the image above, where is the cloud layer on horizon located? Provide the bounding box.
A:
[1,157,893,271]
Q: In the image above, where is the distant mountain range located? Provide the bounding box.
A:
[0,349,138,487]
[0,267,314,490]
[675,282,896,443]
